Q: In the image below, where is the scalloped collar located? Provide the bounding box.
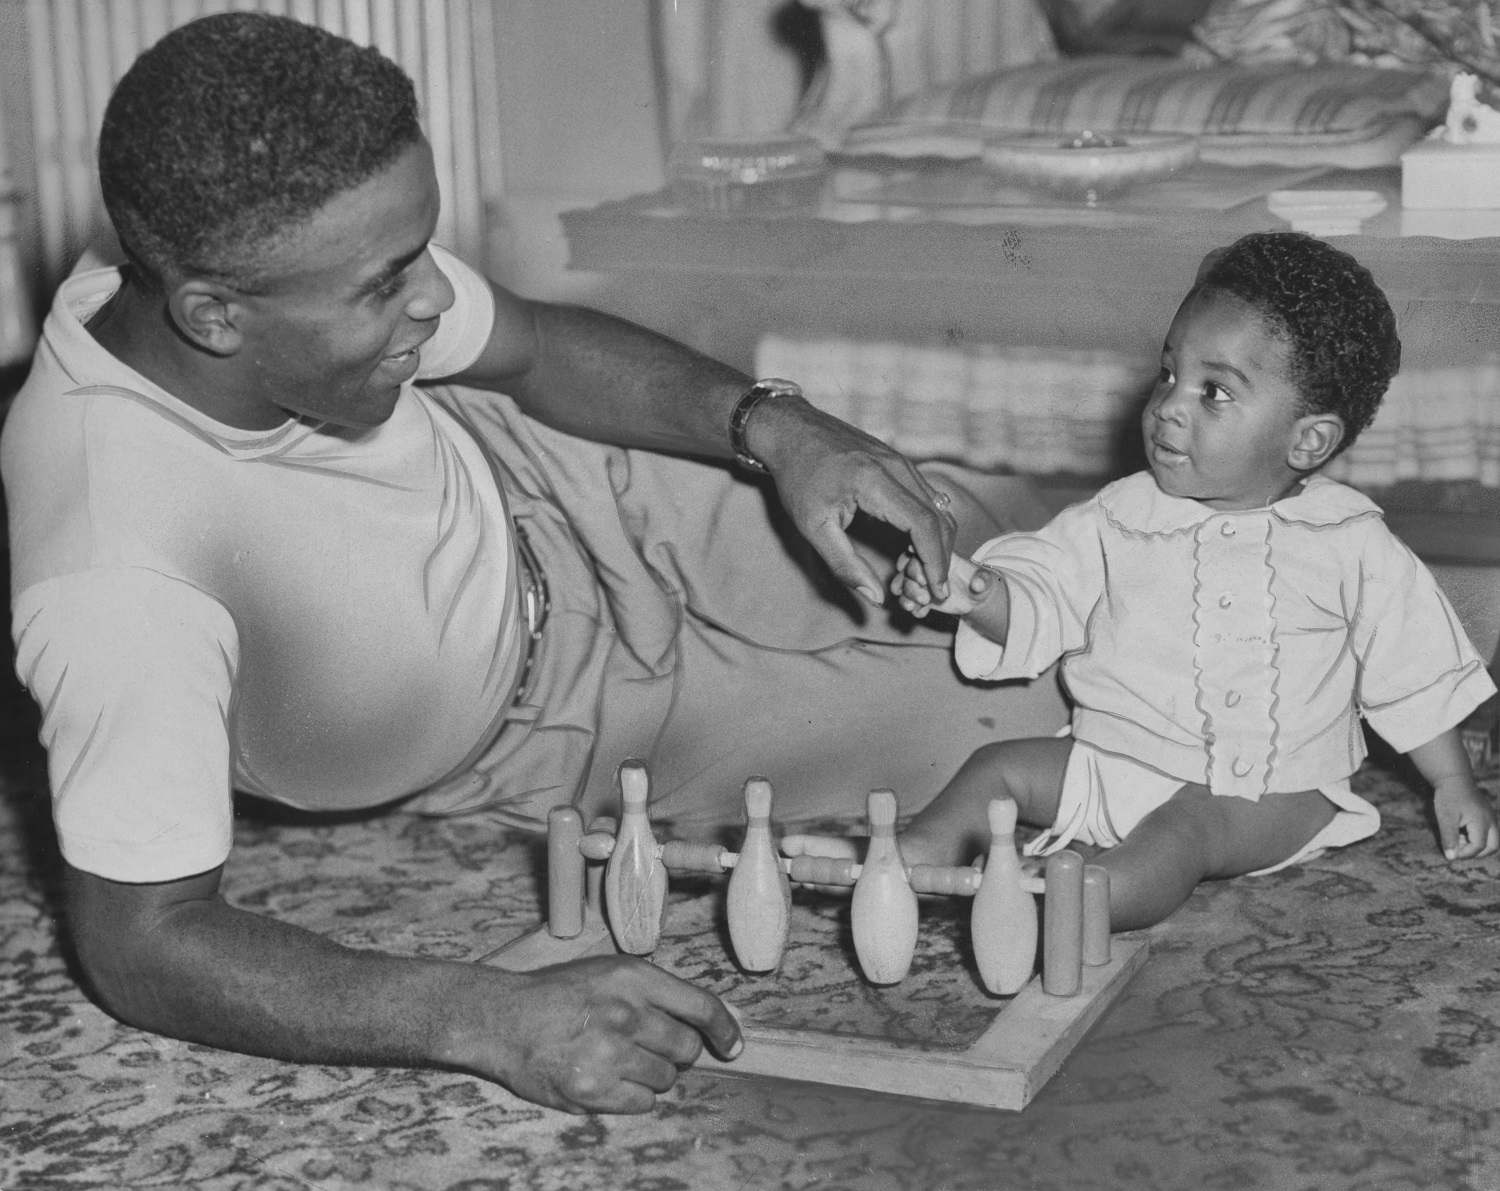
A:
[1096,471,1383,537]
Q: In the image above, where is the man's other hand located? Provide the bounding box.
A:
[454,954,743,1114]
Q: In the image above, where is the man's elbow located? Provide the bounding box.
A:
[60,861,222,1033]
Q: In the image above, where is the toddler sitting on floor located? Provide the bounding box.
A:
[795,231,1498,929]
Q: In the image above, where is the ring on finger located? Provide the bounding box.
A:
[933,491,952,511]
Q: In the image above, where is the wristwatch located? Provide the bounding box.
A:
[728,378,803,474]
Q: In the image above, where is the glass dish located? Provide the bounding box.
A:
[981,131,1198,206]
[668,134,828,212]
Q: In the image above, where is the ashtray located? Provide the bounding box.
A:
[668,134,828,213]
[981,131,1198,206]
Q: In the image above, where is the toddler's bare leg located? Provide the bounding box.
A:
[900,736,1073,867]
[1100,784,1338,930]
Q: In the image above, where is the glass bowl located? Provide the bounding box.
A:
[667,134,828,213]
[981,131,1198,206]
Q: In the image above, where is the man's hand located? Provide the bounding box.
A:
[750,397,958,606]
[451,954,741,1114]
[64,862,740,1116]
[462,291,958,606]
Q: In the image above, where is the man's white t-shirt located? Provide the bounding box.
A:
[4,246,522,882]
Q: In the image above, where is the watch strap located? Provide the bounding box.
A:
[729,379,802,474]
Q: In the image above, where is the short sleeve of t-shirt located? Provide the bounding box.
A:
[13,568,240,882]
[418,245,496,381]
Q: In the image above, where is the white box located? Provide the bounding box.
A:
[1401,138,1500,209]
[1399,207,1500,239]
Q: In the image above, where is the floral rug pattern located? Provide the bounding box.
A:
[5,738,1500,1191]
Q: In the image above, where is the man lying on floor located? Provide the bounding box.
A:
[2,13,1065,1114]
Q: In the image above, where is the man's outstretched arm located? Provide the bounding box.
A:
[64,859,741,1114]
[450,285,957,605]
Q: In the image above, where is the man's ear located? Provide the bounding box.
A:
[170,281,244,356]
[1193,246,1227,283]
[1288,411,1345,472]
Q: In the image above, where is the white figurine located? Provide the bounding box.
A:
[1438,73,1500,145]
[790,0,899,149]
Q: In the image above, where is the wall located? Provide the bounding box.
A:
[1430,564,1500,669]
[0,0,40,347]
[484,0,667,303]
[0,0,672,314]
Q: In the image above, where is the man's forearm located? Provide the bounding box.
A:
[66,864,491,1071]
[64,862,740,1113]
[455,281,961,602]
[474,298,755,458]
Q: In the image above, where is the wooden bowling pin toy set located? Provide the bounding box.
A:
[485,760,1149,1111]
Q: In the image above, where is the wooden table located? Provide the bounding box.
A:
[561,163,1500,564]
[563,164,1498,367]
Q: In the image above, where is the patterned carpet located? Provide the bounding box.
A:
[5,696,1500,1191]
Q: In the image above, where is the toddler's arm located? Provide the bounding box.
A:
[890,551,1011,643]
[1408,727,1499,860]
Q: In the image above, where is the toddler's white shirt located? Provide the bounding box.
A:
[957,471,1495,797]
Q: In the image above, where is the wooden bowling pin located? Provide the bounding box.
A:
[727,777,792,972]
[1042,850,1084,996]
[970,798,1038,996]
[851,789,919,985]
[546,806,585,939]
[1083,864,1111,966]
[603,761,667,954]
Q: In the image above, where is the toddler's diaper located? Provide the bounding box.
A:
[1023,742,1380,876]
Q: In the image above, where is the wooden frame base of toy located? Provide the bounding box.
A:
[479,905,1149,1112]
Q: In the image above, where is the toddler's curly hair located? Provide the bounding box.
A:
[99,12,420,292]
[1192,231,1399,454]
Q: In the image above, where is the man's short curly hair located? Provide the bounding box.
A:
[1189,231,1399,455]
[98,12,421,292]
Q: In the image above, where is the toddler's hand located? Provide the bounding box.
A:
[1434,778,1500,860]
[889,549,936,616]
[890,550,997,618]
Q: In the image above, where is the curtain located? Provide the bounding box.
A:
[0,55,34,367]
[650,0,1059,150]
[0,0,506,340]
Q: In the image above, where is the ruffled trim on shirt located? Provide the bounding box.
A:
[1097,471,1384,537]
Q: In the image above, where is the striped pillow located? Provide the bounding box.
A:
[842,56,1450,168]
